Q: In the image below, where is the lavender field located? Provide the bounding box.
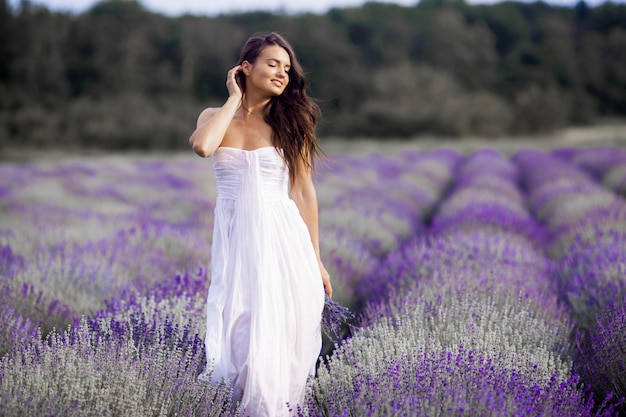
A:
[1,145,626,416]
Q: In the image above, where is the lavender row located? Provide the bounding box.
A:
[0,156,238,415]
[315,150,459,308]
[513,149,626,320]
[0,150,460,415]
[359,149,556,308]
[552,147,626,196]
[1,149,624,415]
[0,157,215,356]
[308,150,618,416]
[514,149,626,409]
[0,300,242,417]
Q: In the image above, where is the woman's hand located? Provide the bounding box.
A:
[319,262,333,298]
[226,65,243,100]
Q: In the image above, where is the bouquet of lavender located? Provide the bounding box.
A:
[321,297,355,341]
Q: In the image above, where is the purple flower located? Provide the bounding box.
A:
[322,296,356,342]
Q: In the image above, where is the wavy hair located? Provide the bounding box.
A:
[237,32,322,185]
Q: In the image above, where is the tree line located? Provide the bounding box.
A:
[1,0,625,150]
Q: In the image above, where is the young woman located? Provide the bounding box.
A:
[189,32,332,416]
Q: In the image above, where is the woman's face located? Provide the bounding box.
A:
[243,44,291,96]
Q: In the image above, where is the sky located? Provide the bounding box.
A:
[7,0,614,16]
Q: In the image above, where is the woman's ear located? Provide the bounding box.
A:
[241,60,251,76]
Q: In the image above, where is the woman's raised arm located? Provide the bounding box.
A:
[189,65,242,157]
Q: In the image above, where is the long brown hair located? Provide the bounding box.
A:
[237,32,322,185]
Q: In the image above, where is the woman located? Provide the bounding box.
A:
[189,32,332,416]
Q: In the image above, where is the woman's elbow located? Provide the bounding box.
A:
[189,136,212,158]
[291,186,315,206]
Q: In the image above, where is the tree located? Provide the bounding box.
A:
[426,7,499,90]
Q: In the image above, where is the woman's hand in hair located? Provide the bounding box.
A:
[226,65,243,100]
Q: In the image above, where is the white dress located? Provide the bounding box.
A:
[202,146,325,417]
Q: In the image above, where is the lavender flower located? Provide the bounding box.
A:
[322,296,356,342]
[574,297,626,412]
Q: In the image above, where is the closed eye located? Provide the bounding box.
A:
[267,59,290,73]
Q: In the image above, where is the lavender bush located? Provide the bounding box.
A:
[360,150,556,307]
[311,344,621,417]
[316,150,459,308]
[559,229,626,328]
[574,296,626,403]
[514,149,626,412]
[313,148,605,417]
[360,289,572,382]
[0,158,213,336]
[0,304,242,417]
[514,150,626,320]
[358,230,559,311]
[513,149,626,255]
[2,148,626,415]
[552,147,626,196]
